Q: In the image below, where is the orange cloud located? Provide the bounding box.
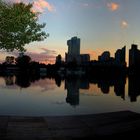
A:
[107,2,119,11]
[81,49,102,61]
[6,0,55,13]
[7,48,57,65]
[33,0,55,12]
[121,20,128,28]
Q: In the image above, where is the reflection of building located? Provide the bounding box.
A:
[114,77,125,100]
[115,46,126,67]
[129,44,140,68]
[65,78,80,106]
[93,77,125,97]
[65,78,89,106]
[65,37,90,65]
[128,76,140,102]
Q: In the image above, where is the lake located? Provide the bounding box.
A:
[0,75,140,116]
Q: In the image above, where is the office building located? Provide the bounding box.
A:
[67,36,80,55]
[65,37,90,65]
[115,46,126,67]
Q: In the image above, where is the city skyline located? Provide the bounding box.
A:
[1,0,140,64]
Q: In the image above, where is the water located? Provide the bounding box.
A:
[0,75,140,116]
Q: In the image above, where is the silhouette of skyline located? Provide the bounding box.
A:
[1,0,140,65]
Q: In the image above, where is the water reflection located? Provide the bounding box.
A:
[128,75,140,102]
[4,76,15,86]
[89,75,126,98]
[1,73,140,105]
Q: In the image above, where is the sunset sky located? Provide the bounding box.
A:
[1,0,140,64]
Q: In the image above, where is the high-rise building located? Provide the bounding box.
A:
[80,54,90,64]
[115,46,126,67]
[55,54,62,65]
[129,44,140,68]
[65,37,90,65]
[67,36,80,55]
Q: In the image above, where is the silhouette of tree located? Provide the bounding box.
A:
[15,55,31,68]
[0,0,48,52]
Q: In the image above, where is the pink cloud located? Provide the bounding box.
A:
[9,48,57,64]
[107,2,120,11]
[5,0,55,13]
[31,78,56,92]
[33,0,55,12]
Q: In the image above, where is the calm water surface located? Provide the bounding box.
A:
[0,75,139,116]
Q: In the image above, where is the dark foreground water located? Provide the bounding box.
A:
[0,75,139,116]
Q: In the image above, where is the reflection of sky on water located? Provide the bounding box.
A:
[0,76,140,116]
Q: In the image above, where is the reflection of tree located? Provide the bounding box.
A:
[15,74,31,88]
[4,76,15,86]
[14,72,41,88]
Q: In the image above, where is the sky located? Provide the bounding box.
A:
[1,0,140,64]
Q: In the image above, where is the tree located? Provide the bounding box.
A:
[0,0,48,52]
[15,55,31,68]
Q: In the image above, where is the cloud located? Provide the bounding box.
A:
[31,78,56,92]
[82,3,89,7]
[33,0,55,12]
[4,0,55,13]
[9,48,57,64]
[107,2,120,11]
[121,20,128,28]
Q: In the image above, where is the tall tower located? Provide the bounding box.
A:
[67,37,80,55]
[115,46,126,66]
[66,37,81,64]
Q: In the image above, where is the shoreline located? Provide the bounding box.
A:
[0,110,140,139]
